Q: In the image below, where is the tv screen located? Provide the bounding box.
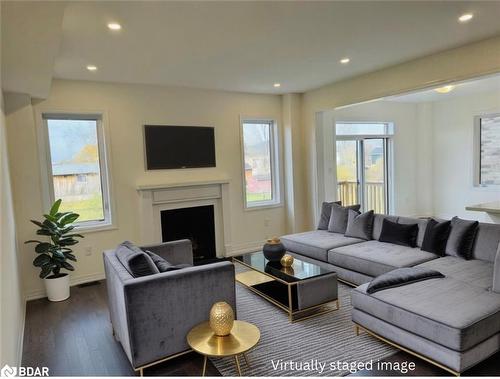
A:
[144,125,216,170]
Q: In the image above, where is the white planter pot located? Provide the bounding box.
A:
[44,274,70,302]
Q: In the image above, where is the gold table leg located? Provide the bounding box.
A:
[243,352,250,367]
[234,355,242,376]
[202,356,207,376]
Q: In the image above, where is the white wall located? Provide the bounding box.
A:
[6,79,286,299]
[302,36,500,230]
[432,89,500,223]
[0,91,24,366]
[331,101,420,216]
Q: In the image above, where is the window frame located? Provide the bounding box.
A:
[39,112,115,232]
[473,112,500,188]
[335,121,394,214]
[240,118,281,210]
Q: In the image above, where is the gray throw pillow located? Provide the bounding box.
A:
[345,209,374,240]
[116,241,160,277]
[145,250,192,272]
[317,201,341,230]
[445,217,479,260]
[328,203,361,234]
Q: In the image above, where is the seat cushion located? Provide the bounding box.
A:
[328,240,438,277]
[416,256,494,290]
[281,230,364,262]
[352,278,500,351]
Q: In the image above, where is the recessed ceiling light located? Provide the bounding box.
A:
[107,22,122,30]
[86,65,98,72]
[458,13,473,23]
[273,83,281,88]
[340,58,350,64]
[434,85,455,94]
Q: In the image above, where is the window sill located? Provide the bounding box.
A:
[74,223,118,235]
[244,202,283,211]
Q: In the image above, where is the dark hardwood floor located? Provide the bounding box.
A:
[22,280,500,376]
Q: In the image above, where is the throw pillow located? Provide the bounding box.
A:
[345,209,374,240]
[421,219,451,256]
[145,250,192,272]
[328,203,361,234]
[445,217,479,260]
[317,201,342,230]
[379,219,418,247]
[116,241,159,277]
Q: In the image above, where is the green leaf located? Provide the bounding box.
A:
[50,199,62,216]
[61,261,75,271]
[43,214,57,222]
[36,229,52,236]
[52,250,66,260]
[64,233,84,239]
[59,238,78,246]
[59,213,80,226]
[33,254,51,267]
[39,265,54,279]
[25,240,43,244]
[65,253,77,262]
[35,243,52,254]
[60,226,75,234]
[30,220,45,228]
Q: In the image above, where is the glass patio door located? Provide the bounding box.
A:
[336,137,389,214]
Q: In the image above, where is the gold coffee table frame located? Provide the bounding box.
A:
[187,320,260,376]
[233,258,339,322]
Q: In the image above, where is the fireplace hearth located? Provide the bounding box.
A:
[160,205,216,263]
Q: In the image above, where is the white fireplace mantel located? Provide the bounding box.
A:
[137,179,232,257]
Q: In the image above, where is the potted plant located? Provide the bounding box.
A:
[25,199,84,301]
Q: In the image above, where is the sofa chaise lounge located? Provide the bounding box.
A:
[281,214,500,375]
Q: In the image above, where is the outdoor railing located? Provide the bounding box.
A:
[337,181,385,214]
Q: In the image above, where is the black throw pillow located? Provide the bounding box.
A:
[379,219,418,248]
[421,219,451,256]
[445,217,479,260]
[317,201,342,230]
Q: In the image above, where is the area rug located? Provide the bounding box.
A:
[210,278,396,376]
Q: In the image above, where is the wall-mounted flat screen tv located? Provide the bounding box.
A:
[144,125,216,170]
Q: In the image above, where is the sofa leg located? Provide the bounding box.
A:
[354,324,361,336]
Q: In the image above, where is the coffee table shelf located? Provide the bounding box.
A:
[233,251,339,322]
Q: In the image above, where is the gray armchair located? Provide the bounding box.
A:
[103,240,236,375]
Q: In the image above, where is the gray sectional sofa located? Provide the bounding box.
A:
[281,213,500,375]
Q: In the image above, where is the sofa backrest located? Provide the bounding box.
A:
[472,222,500,263]
[397,217,428,248]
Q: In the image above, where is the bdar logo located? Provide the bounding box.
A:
[1,364,17,377]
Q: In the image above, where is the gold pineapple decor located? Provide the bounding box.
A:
[209,301,235,336]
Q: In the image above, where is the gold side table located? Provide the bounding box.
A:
[187,320,260,376]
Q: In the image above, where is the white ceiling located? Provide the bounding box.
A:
[387,73,500,103]
[2,1,500,97]
[1,2,65,98]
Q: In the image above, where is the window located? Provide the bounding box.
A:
[474,113,500,187]
[336,122,393,214]
[42,114,112,229]
[241,119,280,208]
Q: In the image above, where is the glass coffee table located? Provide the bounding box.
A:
[233,251,339,322]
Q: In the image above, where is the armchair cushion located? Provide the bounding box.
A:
[116,241,159,277]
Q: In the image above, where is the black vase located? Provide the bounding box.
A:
[263,237,286,262]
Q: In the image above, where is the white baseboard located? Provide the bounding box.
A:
[24,272,105,301]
